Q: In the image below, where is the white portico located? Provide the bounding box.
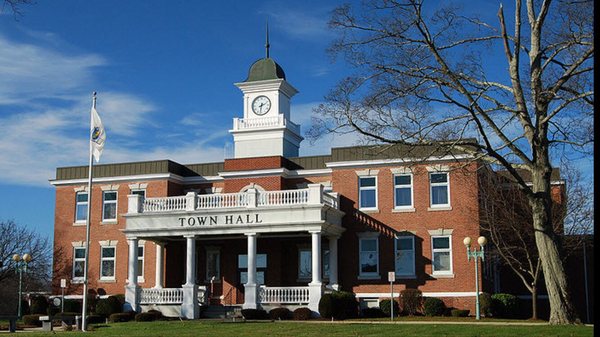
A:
[123,184,344,318]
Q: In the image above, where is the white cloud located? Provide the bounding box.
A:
[261,6,334,41]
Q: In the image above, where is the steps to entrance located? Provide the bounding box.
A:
[202,305,243,319]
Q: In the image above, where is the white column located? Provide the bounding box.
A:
[181,235,199,319]
[125,238,140,312]
[308,231,323,315]
[243,233,258,309]
[328,236,339,290]
[154,242,164,289]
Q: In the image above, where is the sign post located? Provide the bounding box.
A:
[60,279,66,313]
[388,272,395,321]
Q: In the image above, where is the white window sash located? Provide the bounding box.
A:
[395,236,415,277]
[394,174,413,208]
[75,192,88,223]
[358,176,378,210]
[100,246,116,280]
[359,238,379,276]
[429,173,450,207]
[431,235,453,274]
[102,191,118,221]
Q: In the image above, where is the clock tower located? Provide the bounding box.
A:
[229,35,303,158]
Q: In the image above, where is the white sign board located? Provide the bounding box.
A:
[60,279,67,288]
[388,271,395,282]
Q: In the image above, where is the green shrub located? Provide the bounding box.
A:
[87,315,105,324]
[63,299,81,313]
[109,312,134,323]
[479,292,492,317]
[423,297,446,316]
[95,296,122,317]
[451,309,470,317]
[47,306,60,316]
[491,293,519,318]
[240,309,268,320]
[292,307,312,320]
[29,295,49,314]
[135,312,158,322]
[318,293,334,319]
[268,307,291,320]
[399,289,423,315]
[20,300,30,315]
[113,294,125,305]
[379,299,400,317]
[147,310,163,321]
[361,307,385,318]
[318,291,358,320]
[22,314,42,327]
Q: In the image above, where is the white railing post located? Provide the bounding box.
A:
[154,242,164,289]
[247,188,258,208]
[128,194,143,214]
[328,236,339,290]
[181,235,199,319]
[185,192,196,211]
[243,233,258,309]
[125,237,140,312]
[308,184,324,205]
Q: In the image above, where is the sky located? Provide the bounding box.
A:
[0,1,593,242]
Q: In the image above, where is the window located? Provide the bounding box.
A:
[75,192,88,222]
[359,176,377,209]
[430,172,449,207]
[131,190,146,198]
[137,246,144,280]
[238,254,266,285]
[297,249,330,280]
[102,191,117,221]
[73,247,86,279]
[395,236,415,277]
[394,174,413,208]
[206,249,220,281]
[100,246,116,280]
[431,236,452,275]
[359,237,379,277]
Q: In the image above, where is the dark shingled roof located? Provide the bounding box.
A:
[53,142,477,180]
[244,58,286,82]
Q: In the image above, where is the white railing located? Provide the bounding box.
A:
[197,192,248,209]
[198,285,207,305]
[323,193,338,209]
[143,196,187,213]
[233,116,301,135]
[258,189,309,206]
[140,288,183,304]
[259,286,310,304]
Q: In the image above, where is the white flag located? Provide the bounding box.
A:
[91,105,106,162]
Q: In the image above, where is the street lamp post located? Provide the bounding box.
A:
[12,253,32,319]
[463,236,486,320]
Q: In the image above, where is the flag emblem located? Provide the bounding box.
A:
[91,105,106,162]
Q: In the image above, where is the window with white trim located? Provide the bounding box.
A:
[206,249,220,281]
[73,247,86,279]
[137,246,144,280]
[297,248,330,280]
[131,190,146,198]
[358,176,377,209]
[431,236,453,275]
[395,236,415,277]
[238,254,266,285]
[102,191,117,221]
[359,237,379,277]
[100,246,116,280]
[75,192,88,222]
[394,174,413,208]
[430,172,449,207]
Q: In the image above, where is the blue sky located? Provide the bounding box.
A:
[0,1,364,239]
[0,1,593,241]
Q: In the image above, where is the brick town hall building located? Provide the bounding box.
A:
[50,50,548,319]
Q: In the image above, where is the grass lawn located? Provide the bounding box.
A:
[5,320,594,337]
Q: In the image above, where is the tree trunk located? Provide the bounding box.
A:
[530,170,579,324]
[531,284,538,320]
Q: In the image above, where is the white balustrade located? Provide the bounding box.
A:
[143,196,187,212]
[140,288,183,304]
[132,187,340,214]
[258,189,309,206]
[197,192,248,209]
[323,193,338,209]
[233,116,301,135]
[258,286,310,304]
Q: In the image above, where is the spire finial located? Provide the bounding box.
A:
[265,20,270,59]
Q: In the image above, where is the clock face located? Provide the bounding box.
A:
[252,95,271,116]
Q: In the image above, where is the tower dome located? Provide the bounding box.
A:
[244,57,286,82]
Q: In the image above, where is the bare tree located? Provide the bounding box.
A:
[479,161,592,320]
[311,0,593,324]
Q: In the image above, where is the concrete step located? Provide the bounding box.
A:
[202,305,242,319]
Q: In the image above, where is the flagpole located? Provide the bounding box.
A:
[81,92,97,332]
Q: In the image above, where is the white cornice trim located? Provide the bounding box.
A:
[326,154,474,169]
[50,173,223,186]
[355,292,478,298]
